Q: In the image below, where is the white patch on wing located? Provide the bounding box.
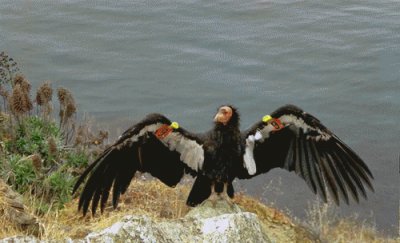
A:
[254,131,263,141]
[159,131,204,171]
[128,123,162,143]
[258,124,276,139]
[279,114,311,131]
[279,114,331,141]
[123,123,204,171]
[243,135,257,175]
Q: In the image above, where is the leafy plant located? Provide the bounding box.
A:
[44,171,75,209]
[65,151,89,168]
[8,117,61,161]
[6,154,37,194]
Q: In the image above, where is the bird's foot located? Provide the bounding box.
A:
[219,193,235,209]
[209,193,219,208]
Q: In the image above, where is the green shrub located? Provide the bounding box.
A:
[65,151,89,168]
[44,171,75,209]
[6,154,37,194]
[12,116,61,156]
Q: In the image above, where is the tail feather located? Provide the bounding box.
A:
[227,182,234,198]
[186,176,211,207]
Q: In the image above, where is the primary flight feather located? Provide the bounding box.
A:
[73,104,374,215]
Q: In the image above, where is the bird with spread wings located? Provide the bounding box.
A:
[73,104,374,215]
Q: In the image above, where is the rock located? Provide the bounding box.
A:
[85,200,271,243]
[0,236,80,243]
[0,180,41,236]
[0,236,40,243]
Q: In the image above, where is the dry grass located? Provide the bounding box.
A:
[322,220,396,243]
[304,200,398,243]
[0,178,398,242]
[18,178,193,240]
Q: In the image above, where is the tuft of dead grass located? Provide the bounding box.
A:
[234,193,319,242]
[304,199,398,243]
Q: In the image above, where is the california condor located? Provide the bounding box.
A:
[73,104,374,215]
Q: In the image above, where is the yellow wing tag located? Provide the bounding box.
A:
[262,115,284,131]
[170,122,179,129]
[262,115,273,123]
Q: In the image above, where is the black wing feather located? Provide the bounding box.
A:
[324,151,350,204]
[320,152,340,204]
[73,114,202,216]
[303,140,318,193]
[240,104,374,205]
[308,140,328,200]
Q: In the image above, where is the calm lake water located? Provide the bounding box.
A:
[1,0,399,235]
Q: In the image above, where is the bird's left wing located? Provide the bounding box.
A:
[72,113,204,215]
[239,104,374,205]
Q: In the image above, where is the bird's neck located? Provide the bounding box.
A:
[213,123,241,143]
[214,122,238,132]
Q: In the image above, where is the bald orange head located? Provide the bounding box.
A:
[214,106,233,125]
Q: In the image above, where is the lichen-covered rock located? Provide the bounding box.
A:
[186,200,270,242]
[85,200,270,243]
[0,236,40,243]
[196,212,270,242]
[0,180,41,236]
[0,236,79,243]
[86,215,187,243]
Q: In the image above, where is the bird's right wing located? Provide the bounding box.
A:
[72,113,205,215]
[239,105,374,205]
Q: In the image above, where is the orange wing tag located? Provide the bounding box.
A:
[270,118,285,131]
[155,124,173,139]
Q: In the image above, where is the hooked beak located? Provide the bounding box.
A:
[214,114,220,122]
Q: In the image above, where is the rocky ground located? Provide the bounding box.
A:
[1,199,318,243]
[0,178,321,243]
[0,179,396,243]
